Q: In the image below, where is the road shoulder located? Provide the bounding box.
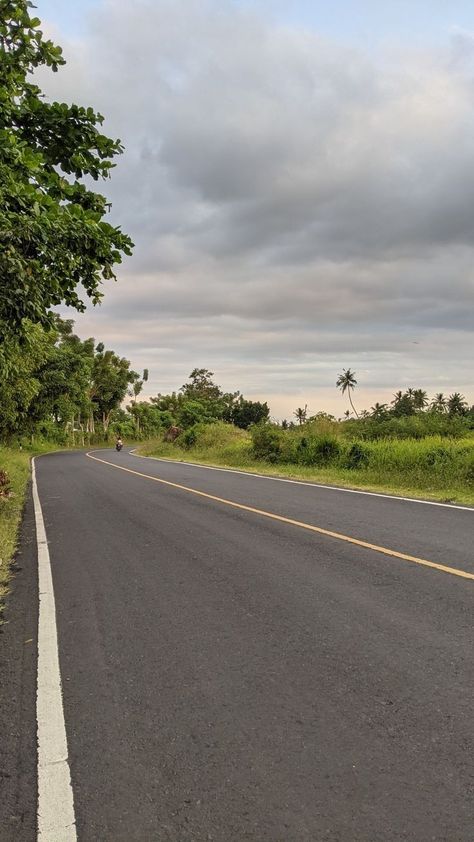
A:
[0,482,38,842]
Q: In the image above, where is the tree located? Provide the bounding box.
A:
[227,397,269,429]
[336,369,359,418]
[447,393,468,416]
[431,393,447,413]
[27,319,94,439]
[128,368,150,433]
[180,369,222,402]
[293,405,308,425]
[0,1,133,336]
[91,344,137,434]
[126,401,165,439]
[412,389,428,411]
[0,321,51,439]
[371,402,388,420]
[179,368,238,420]
[177,400,216,429]
[391,390,415,417]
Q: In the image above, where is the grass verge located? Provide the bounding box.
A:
[138,428,474,507]
[0,449,33,613]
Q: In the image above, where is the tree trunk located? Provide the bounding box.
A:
[348,391,359,418]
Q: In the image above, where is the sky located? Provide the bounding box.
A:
[35,0,474,418]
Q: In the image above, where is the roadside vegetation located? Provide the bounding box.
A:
[139,371,474,506]
[0,449,32,609]
[141,420,474,505]
[1,5,473,616]
[0,1,135,604]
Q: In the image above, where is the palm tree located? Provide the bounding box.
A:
[336,369,359,418]
[293,405,308,425]
[431,393,447,413]
[391,390,404,406]
[412,389,428,411]
[371,402,388,420]
[447,392,468,416]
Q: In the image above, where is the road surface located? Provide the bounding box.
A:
[3,448,474,841]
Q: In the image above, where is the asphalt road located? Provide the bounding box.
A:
[13,450,474,839]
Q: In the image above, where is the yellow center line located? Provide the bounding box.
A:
[86,451,474,582]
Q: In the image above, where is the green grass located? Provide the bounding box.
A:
[139,423,474,506]
[0,448,34,610]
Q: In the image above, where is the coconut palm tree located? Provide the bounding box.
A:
[336,369,359,418]
[412,389,428,411]
[430,393,447,413]
[447,393,468,416]
[293,405,308,425]
[371,402,388,420]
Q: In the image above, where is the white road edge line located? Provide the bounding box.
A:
[128,450,474,513]
[33,458,77,842]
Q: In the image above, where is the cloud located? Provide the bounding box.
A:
[38,0,474,415]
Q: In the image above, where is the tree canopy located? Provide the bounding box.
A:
[0,0,133,337]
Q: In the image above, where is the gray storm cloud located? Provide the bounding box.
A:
[39,0,474,415]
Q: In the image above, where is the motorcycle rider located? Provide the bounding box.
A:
[116,436,123,451]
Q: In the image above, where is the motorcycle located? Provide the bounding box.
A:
[115,441,123,452]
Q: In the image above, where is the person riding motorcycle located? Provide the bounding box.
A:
[115,437,123,452]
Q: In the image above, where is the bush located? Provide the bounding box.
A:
[345,442,370,469]
[296,435,341,466]
[183,424,200,449]
[424,446,452,468]
[463,452,474,485]
[251,424,282,462]
[342,414,470,441]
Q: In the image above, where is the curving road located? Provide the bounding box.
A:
[4,448,474,841]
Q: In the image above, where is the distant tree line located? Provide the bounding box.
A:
[0,330,270,444]
[0,317,142,444]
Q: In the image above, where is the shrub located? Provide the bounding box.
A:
[345,442,370,469]
[251,424,282,462]
[183,425,200,448]
[424,446,452,468]
[313,436,341,464]
[296,435,341,466]
[463,452,474,486]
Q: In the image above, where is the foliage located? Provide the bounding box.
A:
[0,447,35,612]
[0,0,133,336]
[177,399,217,429]
[342,412,471,440]
[0,317,140,443]
[336,368,358,417]
[251,424,282,462]
[296,435,341,466]
[147,425,474,505]
[225,396,269,429]
[91,343,136,432]
[293,405,308,425]
[344,442,370,469]
[151,369,268,432]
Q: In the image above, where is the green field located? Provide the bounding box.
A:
[139,422,474,506]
